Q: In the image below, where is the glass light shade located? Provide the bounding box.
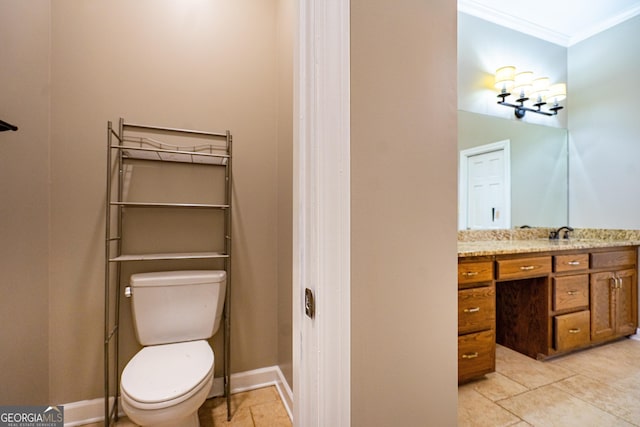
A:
[530,77,550,102]
[546,83,567,104]
[494,66,515,90]
[513,71,534,96]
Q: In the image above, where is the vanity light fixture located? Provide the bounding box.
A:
[494,66,566,118]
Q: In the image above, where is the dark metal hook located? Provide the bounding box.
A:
[0,119,18,132]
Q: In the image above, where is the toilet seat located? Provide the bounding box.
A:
[121,340,214,410]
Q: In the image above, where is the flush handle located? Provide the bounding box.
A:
[124,286,132,298]
[305,288,315,319]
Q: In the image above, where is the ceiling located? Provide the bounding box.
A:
[458,0,640,46]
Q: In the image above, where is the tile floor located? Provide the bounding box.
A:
[86,386,291,427]
[459,338,640,426]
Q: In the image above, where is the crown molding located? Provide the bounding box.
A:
[458,0,640,47]
[569,3,640,45]
[458,0,570,46]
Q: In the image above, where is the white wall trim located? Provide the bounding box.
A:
[62,366,292,426]
[294,0,351,427]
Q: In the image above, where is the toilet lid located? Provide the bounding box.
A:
[121,340,214,404]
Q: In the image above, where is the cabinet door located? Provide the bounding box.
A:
[615,268,637,337]
[590,271,615,341]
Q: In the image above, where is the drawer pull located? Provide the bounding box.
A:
[520,265,535,271]
[567,261,581,266]
[462,271,479,277]
[566,290,578,296]
[461,352,479,359]
[568,328,581,334]
[610,276,622,289]
[463,307,480,313]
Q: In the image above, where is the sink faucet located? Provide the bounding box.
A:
[549,226,574,240]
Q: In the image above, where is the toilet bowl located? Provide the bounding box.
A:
[120,270,226,427]
[121,340,214,427]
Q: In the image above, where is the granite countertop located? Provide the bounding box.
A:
[458,228,640,258]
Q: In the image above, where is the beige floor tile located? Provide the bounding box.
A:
[612,370,640,397]
[550,339,640,384]
[88,387,288,427]
[211,407,255,427]
[458,385,522,427]
[250,401,292,427]
[496,345,576,389]
[465,371,529,402]
[202,387,280,422]
[554,374,640,426]
[498,384,634,427]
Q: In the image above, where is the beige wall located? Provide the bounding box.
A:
[276,0,294,387]
[351,0,458,425]
[0,0,290,405]
[48,0,285,403]
[0,0,51,405]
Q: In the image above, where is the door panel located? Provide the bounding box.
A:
[467,150,507,229]
[615,268,637,336]
[590,271,615,341]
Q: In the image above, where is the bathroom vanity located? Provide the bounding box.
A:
[457,232,640,383]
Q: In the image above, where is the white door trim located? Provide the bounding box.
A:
[293,1,351,426]
[459,139,511,230]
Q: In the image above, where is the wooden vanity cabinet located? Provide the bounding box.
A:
[458,245,638,380]
[590,248,638,342]
[550,252,591,354]
[458,259,495,383]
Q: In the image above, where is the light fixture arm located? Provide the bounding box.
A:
[497,91,563,118]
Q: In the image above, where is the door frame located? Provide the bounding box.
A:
[459,139,511,230]
[293,0,351,426]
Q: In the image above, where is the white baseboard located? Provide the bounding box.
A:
[62,397,115,427]
[63,366,293,426]
[630,328,640,341]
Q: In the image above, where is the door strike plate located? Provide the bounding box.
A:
[305,288,315,319]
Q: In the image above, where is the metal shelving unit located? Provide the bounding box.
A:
[104,118,232,425]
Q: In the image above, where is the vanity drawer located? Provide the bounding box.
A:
[555,254,589,273]
[458,286,495,334]
[591,249,636,269]
[496,256,551,280]
[554,310,590,352]
[553,275,589,311]
[458,261,493,285]
[458,329,495,382]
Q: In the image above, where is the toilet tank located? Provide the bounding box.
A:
[129,270,226,346]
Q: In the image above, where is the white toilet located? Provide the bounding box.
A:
[120,270,226,427]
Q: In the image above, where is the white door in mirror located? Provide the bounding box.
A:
[467,148,509,229]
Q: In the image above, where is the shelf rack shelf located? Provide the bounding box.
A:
[104,118,232,425]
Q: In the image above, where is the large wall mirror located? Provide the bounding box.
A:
[458,110,568,230]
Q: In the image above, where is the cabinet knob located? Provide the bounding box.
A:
[463,307,480,313]
[568,328,581,334]
[520,265,535,271]
[567,261,581,266]
[461,352,479,359]
[462,271,479,277]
